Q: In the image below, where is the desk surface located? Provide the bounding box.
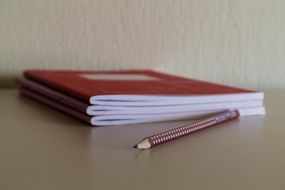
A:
[1,89,285,190]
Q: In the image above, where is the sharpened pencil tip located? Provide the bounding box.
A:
[133,145,138,148]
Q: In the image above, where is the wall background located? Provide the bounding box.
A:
[1,0,284,89]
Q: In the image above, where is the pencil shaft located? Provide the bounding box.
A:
[137,110,239,149]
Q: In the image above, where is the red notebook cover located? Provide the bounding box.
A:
[24,70,255,103]
[19,88,91,124]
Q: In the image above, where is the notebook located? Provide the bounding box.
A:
[19,70,265,125]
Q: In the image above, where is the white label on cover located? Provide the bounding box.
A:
[80,74,159,81]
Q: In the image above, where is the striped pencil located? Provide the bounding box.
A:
[133,110,240,149]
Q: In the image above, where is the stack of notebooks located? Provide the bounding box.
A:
[18,70,265,126]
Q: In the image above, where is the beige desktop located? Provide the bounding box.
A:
[1,89,284,190]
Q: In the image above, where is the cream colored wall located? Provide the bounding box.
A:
[1,0,284,89]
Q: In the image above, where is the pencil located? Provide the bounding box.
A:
[133,110,240,149]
